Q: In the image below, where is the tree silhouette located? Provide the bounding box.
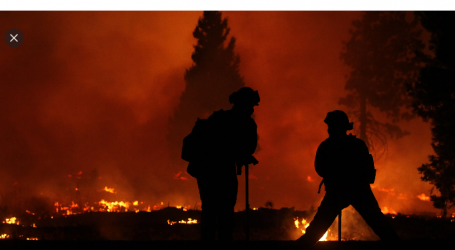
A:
[408,12,455,218]
[167,11,245,171]
[340,12,424,157]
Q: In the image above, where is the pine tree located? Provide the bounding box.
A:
[340,11,424,156]
[409,12,455,217]
[167,11,245,170]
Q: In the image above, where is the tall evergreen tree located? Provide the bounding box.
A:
[167,11,245,170]
[340,12,424,156]
[408,12,455,217]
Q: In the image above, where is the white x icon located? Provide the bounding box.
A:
[10,34,18,42]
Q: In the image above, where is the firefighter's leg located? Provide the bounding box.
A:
[351,186,399,240]
[197,177,217,241]
[297,191,344,246]
[217,178,238,241]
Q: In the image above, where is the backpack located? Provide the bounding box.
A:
[346,134,376,184]
[182,110,230,178]
[181,118,211,178]
[182,118,209,162]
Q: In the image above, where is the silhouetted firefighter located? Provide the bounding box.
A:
[182,87,259,241]
[297,110,399,247]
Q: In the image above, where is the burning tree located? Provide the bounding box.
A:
[408,12,455,218]
[340,11,424,155]
[167,11,245,170]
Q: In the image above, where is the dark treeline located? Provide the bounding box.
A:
[340,12,424,158]
[408,12,455,218]
[339,11,455,217]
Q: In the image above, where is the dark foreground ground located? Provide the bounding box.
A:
[0,240,452,250]
[1,207,454,246]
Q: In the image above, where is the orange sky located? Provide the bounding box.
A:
[0,11,442,215]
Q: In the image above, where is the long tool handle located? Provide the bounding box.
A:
[338,209,342,241]
[245,164,249,241]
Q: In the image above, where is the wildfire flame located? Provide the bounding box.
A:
[0,234,9,239]
[103,186,115,194]
[99,199,129,212]
[381,207,397,215]
[168,218,198,225]
[3,217,19,225]
[294,217,328,241]
[417,193,430,201]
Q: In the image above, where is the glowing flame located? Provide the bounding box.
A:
[3,217,18,225]
[103,186,115,193]
[307,176,314,182]
[99,199,129,212]
[319,230,329,241]
[133,201,138,206]
[381,207,397,215]
[294,217,328,241]
[25,210,35,215]
[294,217,309,234]
[168,218,198,225]
[0,234,9,239]
[26,237,38,240]
[417,193,430,201]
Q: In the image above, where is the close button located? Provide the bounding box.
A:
[5,29,23,48]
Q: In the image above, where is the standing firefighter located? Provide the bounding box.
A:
[182,87,259,241]
[297,110,399,247]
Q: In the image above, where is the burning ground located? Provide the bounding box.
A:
[0,205,454,241]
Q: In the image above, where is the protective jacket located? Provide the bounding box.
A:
[199,109,257,177]
[315,134,371,191]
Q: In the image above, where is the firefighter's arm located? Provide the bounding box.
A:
[315,142,329,177]
[358,139,376,183]
[236,120,258,169]
[245,119,258,155]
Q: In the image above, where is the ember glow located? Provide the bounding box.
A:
[3,217,19,225]
[167,218,198,225]
[294,217,329,241]
[103,186,116,194]
[381,207,397,215]
[417,193,430,201]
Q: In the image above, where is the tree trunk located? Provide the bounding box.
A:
[359,94,369,148]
